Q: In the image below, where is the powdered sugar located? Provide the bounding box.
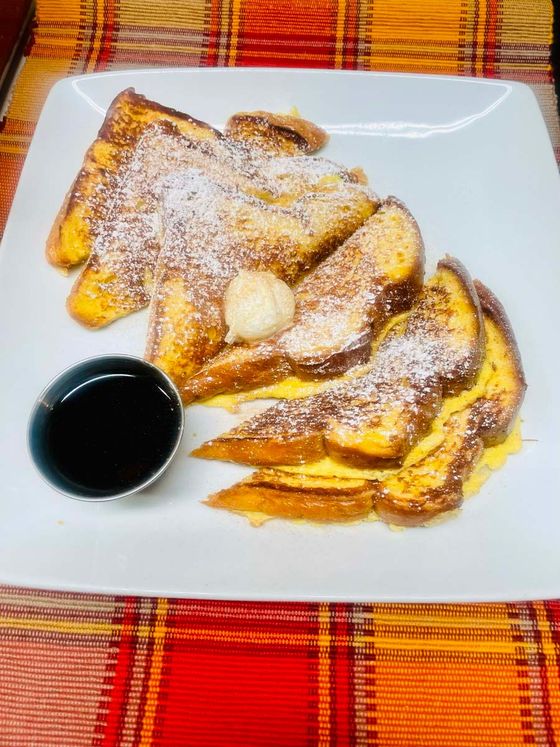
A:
[77,117,372,325]
[223,272,476,446]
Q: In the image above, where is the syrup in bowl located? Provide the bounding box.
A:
[28,356,184,501]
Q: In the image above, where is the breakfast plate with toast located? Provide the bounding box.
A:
[0,68,558,601]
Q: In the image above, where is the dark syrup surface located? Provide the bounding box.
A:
[45,373,181,497]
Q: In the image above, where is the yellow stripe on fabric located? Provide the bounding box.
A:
[227,0,243,66]
[366,636,559,656]
[35,0,84,25]
[335,0,347,69]
[3,59,71,122]
[138,598,169,747]
[318,603,331,746]
[5,613,558,657]
[0,616,341,647]
[118,0,208,30]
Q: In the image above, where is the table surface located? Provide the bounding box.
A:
[0,1,559,745]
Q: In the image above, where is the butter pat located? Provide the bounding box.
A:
[224,270,295,344]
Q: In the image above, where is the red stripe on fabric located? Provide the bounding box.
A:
[528,603,556,746]
[101,597,140,746]
[471,0,480,76]
[342,1,359,70]
[507,604,540,741]
[235,0,339,68]
[152,651,319,745]
[83,0,99,70]
[482,0,498,77]
[96,0,116,71]
[329,604,355,744]
[362,607,379,745]
[205,0,221,66]
[146,600,321,746]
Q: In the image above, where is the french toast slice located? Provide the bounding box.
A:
[182,197,424,403]
[206,470,375,523]
[145,171,376,390]
[225,111,328,155]
[370,281,526,525]
[204,282,525,525]
[193,257,485,467]
[66,119,371,329]
[48,89,332,271]
[47,88,221,269]
[66,120,274,328]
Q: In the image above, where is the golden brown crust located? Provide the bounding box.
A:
[182,342,292,404]
[225,111,329,155]
[370,283,526,525]
[370,410,483,526]
[47,88,221,269]
[145,177,376,393]
[203,282,526,527]
[471,280,526,445]
[432,256,486,394]
[194,258,484,468]
[182,197,424,403]
[206,470,374,522]
[65,118,280,330]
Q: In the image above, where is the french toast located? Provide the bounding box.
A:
[145,170,376,390]
[47,88,221,269]
[182,197,425,403]
[66,120,275,328]
[225,111,329,155]
[48,91,331,271]
[204,282,525,525]
[193,257,485,468]
[66,122,371,329]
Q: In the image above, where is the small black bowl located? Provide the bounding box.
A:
[28,355,184,502]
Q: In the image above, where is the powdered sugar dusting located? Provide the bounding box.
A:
[225,276,475,448]
[75,118,372,323]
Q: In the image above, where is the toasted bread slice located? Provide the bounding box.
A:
[193,257,484,467]
[371,282,526,525]
[48,89,333,271]
[182,197,424,403]
[145,171,376,390]
[47,88,221,269]
[66,120,273,328]
[206,469,375,523]
[67,118,371,329]
[469,281,526,446]
[225,111,328,155]
[204,283,525,525]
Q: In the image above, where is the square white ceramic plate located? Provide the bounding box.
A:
[1,69,559,602]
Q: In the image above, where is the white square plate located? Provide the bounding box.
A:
[1,69,559,602]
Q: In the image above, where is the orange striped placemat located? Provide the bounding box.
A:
[1,589,560,745]
[1,1,559,744]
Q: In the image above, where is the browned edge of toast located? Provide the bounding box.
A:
[472,279,527,445]
[46,87,222,268]
[224,111,328,154]
[435,255,485,394]
[371,280,526,526]
[192,255,485,468]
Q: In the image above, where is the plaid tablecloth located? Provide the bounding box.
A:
[1,1,559,744]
